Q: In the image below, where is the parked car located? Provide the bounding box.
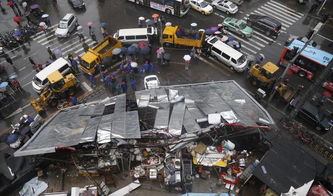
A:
[189,0,213,15]
[55,13,78,38]
[290,96,333,131]
[144,75,160,89]
[222,17,253,38]
[247,14,282,38]
[211,0,238,14]
[68,0,86,9]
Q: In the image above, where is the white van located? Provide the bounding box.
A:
[207,36,248,72]
[32,58,73,93]
[113,27,157,44]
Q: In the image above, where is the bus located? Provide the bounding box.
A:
[279,39,333,80]
[127,0,190,17]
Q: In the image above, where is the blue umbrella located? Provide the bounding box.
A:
[205,29,213,35]
[0,82,8,89]
[146,19,154,26]
[13,29,22,36]
[100,22,107,28]
[140,46,150,55]
[227,35,235,41]
[128,45,137,55]
[7,134,19,144]
[9,74,18,79]
[120,47,128,54]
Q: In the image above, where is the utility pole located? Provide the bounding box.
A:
[317,0,327,16]
[289,59,333,119]
[266,22,324,105]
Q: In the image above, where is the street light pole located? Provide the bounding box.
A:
[266,22,323,106]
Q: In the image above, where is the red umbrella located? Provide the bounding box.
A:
[138,42,149,48]
[13,16,21,23]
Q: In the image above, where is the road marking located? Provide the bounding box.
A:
[253,10,293,26]
[74,41,95,54]
[269,0,304,16]
[252,30,275,42]
[18,66,26,71]
[241,44,257,54]
[261,5,299,23]
[33,29,56,41]
[82,81,93,92]
[256,8,296,24]
[317,34,333,42]
[22,81,32,87]
[31,23,59,38]
[61,39,81,54]
[266,2,303,18]
[251,34,269,44]
[63,38,92,54]
[213,12,225,19]
[37,33,56,43]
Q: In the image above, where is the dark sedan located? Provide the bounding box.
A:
[247,14,282,39]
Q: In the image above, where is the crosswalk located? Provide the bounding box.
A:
[212,0,304,56]
[32,24,97,58]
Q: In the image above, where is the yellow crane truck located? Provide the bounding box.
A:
[162,26,205,48]
[79,35,122,74]
[247,62,279,89]
[30,71,79,115]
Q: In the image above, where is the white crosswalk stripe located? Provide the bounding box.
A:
[219,0,305,55]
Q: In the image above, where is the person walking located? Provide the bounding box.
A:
[77,25,84,42]
[130,79,137,91]
[156,47,165,64]
[89,73,95,87]
[183,54,191,71]
[143,60,150,73]
[69,96,78,105]
[12,0,21,16]
[120,78,127,93]
[100,26,108,38]
[70,59,79,73]
[0,0,6,13]
[47,47,56,60]
[28,57,36,67]
[13,16,21,26]
[10,79,23,94]
[5,55,13,65]
[88,25,97,42]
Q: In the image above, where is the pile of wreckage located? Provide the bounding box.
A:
[7,81,332,195]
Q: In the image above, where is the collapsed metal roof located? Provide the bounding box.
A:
[14,80,274,157]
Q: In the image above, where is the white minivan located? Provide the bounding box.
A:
[113,27,157,44]
[32,58,73,93]
[207,36,248,72]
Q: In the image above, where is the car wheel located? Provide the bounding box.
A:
[166,9,171,15]
[230,66,234,71]
[241,33,246,38]
[202,11,206,15]
[298,71,306,78]
[214,55,218,61]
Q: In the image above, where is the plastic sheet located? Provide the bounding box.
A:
[168,102,186,136]
[154,103,170,129]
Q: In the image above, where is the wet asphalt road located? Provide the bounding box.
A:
[0,0,331,132]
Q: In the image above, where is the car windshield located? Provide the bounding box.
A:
[200,1,209,7]
[33,76,42,86]
[146,77,157,82]
[58,21,67,29]
[230,3,236,8]
[238,55,246,64]
[239,22,246,29]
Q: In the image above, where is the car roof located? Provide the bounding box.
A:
[302,101,319,116]
[250,14,281,26]
[63,13,74,21]
[222,0,233,5]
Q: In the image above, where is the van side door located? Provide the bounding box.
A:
[211,46,222,61]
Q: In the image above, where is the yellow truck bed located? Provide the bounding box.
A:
[162,26,204,48]
[92,36,121,58]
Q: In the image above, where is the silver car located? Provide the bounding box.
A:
[211,0,238,14]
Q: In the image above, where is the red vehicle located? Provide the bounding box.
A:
[279,39,333,80]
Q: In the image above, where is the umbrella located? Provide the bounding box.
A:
[227,35,235,41]
[112,48,121,55]
[131,62,138,68]
[214,31,222,35]
[87,22,93,26]
[183,55,191,61]
[210,26,218,32]
[138,42,149,48]
[54,48,62,56]
[140,46,150,55]
[205,29,213,35]
[22,2,27,8]
[147,20,155,26]
[9,74,17,79]
[30,4,39,9]
[191,23,197,27]
[127,45,137,55]
[0,82,8,92]
[130,43,138,48]
[100,22,107,28]
[13,29,22,36]
[13,16,21,23]
[217,23,223,27]
[120,47,128,54]
[152,13,159,19]
[7,134,19,144]
[39,22,46,27]
[138,16,145,21]
[41,14,49,18]
[165,22,172,27]
[163,53,171,61]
